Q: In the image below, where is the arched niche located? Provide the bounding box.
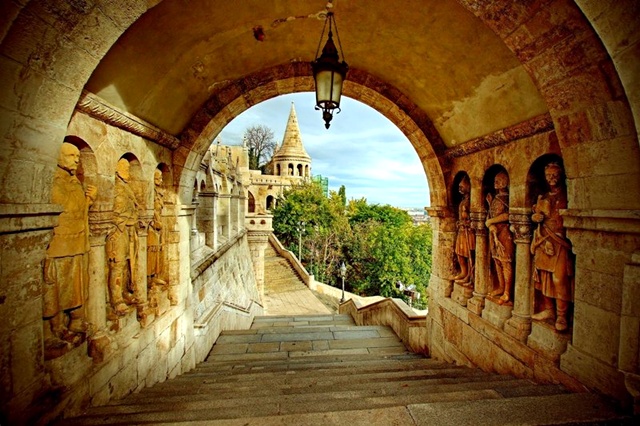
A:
[117,153,146,210]
[63,136,97,189]
[482,164,510,213]
[527,154,566,210]
[248,192,256,213]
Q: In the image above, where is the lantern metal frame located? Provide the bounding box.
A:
[311,10,348,129]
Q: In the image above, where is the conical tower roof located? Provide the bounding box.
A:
[273,102,311,161]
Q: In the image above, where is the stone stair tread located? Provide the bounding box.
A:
[75,406,416,426]
[407,393,626,426]
[124,367,503,396]
[175,364,481,386]
[66,382,539,424]
[64,383,599,425]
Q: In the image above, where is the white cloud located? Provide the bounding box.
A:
[218,93,431,208]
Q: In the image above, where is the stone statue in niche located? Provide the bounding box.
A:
[147,168,167,289]
[107,158,141,316]
[530,162,573,331]
[44,142,97,359]
[453,176,474,286]
[485,171,515,305]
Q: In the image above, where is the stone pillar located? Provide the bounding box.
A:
[245,213,273,302]
[468,210,489,315]
[218,194,231,244]
[197,191,215,248]
[620,250,640,415]
[230,188,239,234]
[426,207,456,298]
[560,210,640,402]
[504,209,533,341]
[134,220,152,327]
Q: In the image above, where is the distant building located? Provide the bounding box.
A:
[313,175,329,197]
[204,102,312,214]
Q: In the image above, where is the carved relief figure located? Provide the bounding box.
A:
[147,168,167,288]
[44,142,97,358]
[453,176,474,286]
[107,158,140,316]
[530,162,573,331]
[485,171,515,304]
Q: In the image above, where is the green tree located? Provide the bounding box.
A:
[272,184,432,307]
[244,125,276,170]
[338,185,347,207]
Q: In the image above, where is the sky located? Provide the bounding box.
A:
[217,92,430,209]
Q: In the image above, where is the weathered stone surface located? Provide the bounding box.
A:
[527,321,571,362]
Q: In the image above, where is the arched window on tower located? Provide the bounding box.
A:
[288,163,294,176]
[276,164,281,176]
[266,195,274,210]
[297,164,303,176]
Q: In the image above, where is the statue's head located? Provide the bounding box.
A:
[494,171,509,190]
[116,158,131,182]
[458,175,470,195]
[544,162,563,188]
[58,142,80,174]
[154,168,163,186]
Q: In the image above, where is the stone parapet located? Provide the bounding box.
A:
[340,297,428,355]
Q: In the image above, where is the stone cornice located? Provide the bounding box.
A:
[444,113,554,159]
[0,203,62,233]
[76,91,180,150]
[562,209,640,234]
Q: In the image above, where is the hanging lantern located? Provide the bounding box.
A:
[311,10,348,129]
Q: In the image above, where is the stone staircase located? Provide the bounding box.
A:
[264,243,306,294]
[58,314,627,425]
[262,241,331,315]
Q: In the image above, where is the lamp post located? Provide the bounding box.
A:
[297,221,305,261]
[339,261,347,303]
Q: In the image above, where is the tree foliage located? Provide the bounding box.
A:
[272,184,432,308]
[244,125,276,170]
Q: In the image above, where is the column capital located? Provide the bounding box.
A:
[509,210,532,244]
[470,210,487,236]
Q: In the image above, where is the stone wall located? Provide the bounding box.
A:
[0,110,262,425]
[427,127,640,407]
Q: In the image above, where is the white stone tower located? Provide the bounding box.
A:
[271,102,311,178]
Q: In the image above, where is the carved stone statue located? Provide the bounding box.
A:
[107,158,140,316]
[147,169,167,289]
[530,162,574,331]
[453,176,474,286]
[44,142,97,359]
[485,171,515,304]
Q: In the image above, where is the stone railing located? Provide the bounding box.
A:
[339,298,428,355]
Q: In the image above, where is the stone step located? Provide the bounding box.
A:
[56,314,628,425]
[73,393,627,426]
[126,365,498,396]
[63,378,569,424]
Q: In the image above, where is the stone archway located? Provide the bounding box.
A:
[174,65,448,209]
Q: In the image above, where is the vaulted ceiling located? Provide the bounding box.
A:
[86,0,549,147]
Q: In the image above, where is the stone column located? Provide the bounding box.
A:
[245,213,273,302]
[426,207,457,299]
[468,210,489,315]
[620,251,640,415]
[134,218,152,327]
[218,194,231,244]
[504,209,533,341]
[197,191,215,248]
